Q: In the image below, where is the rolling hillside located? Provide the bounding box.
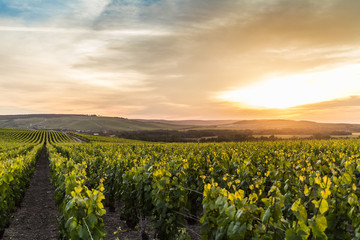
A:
[138,119,360,134]
[219,119,360,133]
[0,114,190,132]
[1,114,360,134]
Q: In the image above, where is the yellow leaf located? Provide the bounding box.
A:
[316,215,327,232]
[74,186,82,194]
[320,188,331,199]
[228,194,235,203]
[312,199,321,208]
[97,201,104,209]
[235,189,245,200]
[319,200,329,214]
[204,184,211,197]
[249,193,258,204]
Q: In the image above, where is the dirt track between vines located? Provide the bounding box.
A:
[2,146,58,240]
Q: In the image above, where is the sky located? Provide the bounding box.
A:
[1,0,360,122]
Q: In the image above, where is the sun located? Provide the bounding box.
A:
[218,64,360,109]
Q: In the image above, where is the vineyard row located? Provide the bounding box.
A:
[47,139,360,240]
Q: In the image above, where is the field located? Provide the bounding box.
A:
[1,128,360,239]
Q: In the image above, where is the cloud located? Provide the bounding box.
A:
[1,0,360,121]
[283,96,360,123]
[310,96,360,109]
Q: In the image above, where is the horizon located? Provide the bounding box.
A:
[1,113,360,125]
[1,1,360,122]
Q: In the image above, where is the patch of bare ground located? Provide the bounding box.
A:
[103,201,146,240]
[2,146,58,240]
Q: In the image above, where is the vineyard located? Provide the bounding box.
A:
[0,128,73,144]
[0,129,73,237]
[1,128,360,239]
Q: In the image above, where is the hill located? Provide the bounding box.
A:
[0,114,190,132]
[136,119,238,126]
[1,115,360,135]
[218,119,360,133]
[139,119,360,134]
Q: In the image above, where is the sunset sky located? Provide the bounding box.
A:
[1,0,360,122]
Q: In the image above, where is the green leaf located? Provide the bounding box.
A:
[298,222,310,239]
[273,204,282,222]
[262,206,272,223]
[65,216,78,232]
[65,216,73,229]
[225,205,236,219]
[343,172,352,185]
[86,213,98,228]
[65,198,75,212]
[235,209,243,220]
[304,185,310,196]
[348,193,358,206]
[3,174,14,184]
[215,226,226,240]
[215,196,224,208]
[262,198,271,207]
[227,221,242,239]
[309,216,328,240]
[78,225,89,239]
[285,229,303,240]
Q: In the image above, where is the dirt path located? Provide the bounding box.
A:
[66,134,83,143]
[2,146,58,240]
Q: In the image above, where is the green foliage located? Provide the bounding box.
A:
[71,133,143,143]
[0,128,73,144]
[47,145,106,239]
[0,144,43,233]
[4,137,358,239]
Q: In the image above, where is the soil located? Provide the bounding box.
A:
[2,146,58,240]
[103,201,145,240]
[102,201,201,240]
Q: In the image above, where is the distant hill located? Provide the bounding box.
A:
[1,114,360,134]
[219,119,360,133]
[136,119,238,126]
[0,114,190,132]
[137,119,360,134]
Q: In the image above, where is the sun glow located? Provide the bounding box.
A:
[218,64,360,109]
